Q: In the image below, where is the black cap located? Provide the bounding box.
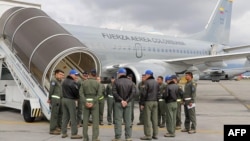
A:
[171,75,177,80]
[91,69,96,74]
[82,71,88,75]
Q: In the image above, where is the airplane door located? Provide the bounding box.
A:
[135,43,143,58]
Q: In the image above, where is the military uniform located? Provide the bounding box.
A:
[80,77,102,141]
[140,73,159,140]
[183,80,197,133]
[106,82,115,125]
[61,73,82,139]
[130,82,137,124]
[48,77,63,134]
[98,83,106,125]
[76,77,83,127]
[176,83,184,129]
[137,81,145,125]
[158,82,167,127]
[112,74,135,140]
[163,78,178,137]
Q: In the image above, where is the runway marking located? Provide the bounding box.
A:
[219,82,250,110]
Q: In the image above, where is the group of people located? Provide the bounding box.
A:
[137,71,197,140]
[47,67,197,141]
[48,68,105,140]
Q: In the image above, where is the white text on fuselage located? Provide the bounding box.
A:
[102,33,185,45]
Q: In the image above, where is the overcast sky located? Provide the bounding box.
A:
[21,0,250,46]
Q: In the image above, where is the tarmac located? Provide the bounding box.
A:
[0,80,250,141]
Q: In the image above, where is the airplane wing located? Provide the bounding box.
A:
[164,51,250,66]
[105,52,250,75]
[223,45,250,52]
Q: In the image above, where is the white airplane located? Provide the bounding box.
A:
[1,0,250,88]
[4,0,250,122]
[60,0,250,83]
[199,61,250,81]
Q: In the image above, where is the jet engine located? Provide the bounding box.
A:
[119,61,177,85]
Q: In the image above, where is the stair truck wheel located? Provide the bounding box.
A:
[22,100,35,122]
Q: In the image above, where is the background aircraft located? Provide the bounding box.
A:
[199,60,250,81]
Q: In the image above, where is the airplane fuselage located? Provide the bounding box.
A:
[63,24,215,77]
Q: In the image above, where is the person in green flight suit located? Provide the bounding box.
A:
[76,73,83,128]
[171,75,184,130]
[48,69,64,135]
[97,75,106,125]
[127,74,138,125]
[80,69,102,141]
[140,70,159,140]
[137,74,146,125]
[106,76,115,125]
[112,68,135,141]
[181,71,197,134]
[163,75,178,137]
[156,76,167,128]
[61,69,82,139]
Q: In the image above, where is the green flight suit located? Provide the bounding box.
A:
[77,78,83,126]
[176,84,184,127]
[158,83,167,126]
[80,77,102,141]
[183,80,197,131]
[61,75,80,136]
[112,75,135,140]
[166,101,177,135]
[106,83,115,124]
[131,82,137,124]
[99,84,106,124]
[48,77,63,132]
[114,102,132,139]
[137,81,145,124]
[144,101,158,137]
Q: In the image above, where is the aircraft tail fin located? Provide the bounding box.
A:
[191,0,233,45]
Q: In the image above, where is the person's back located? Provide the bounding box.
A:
[82,78,100,98]
[80,70,102,141]
[165,82,178,103]
[112,68,135,141]
[97,76,106,125]
[106,76,115,125]
[163,76,178,137]
[136,74,146,125]
[171,75,184,130]
[113,76,134,102]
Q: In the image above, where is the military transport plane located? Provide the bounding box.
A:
[58,0,250,84]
